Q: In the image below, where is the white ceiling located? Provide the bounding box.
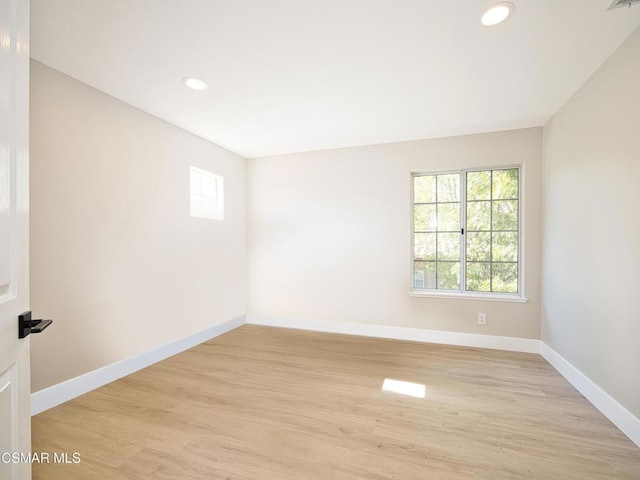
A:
[31,0,640,158]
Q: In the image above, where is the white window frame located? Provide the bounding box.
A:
[409,165,527,303]
[190,166,224,220]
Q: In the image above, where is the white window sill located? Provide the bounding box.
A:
[409,290,528,303]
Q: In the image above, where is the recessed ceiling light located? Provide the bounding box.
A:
[182,77,208,91]
[481,2,515,26]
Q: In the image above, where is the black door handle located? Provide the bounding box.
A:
[18,311,53,339]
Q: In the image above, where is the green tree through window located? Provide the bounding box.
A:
[413,168,519,294]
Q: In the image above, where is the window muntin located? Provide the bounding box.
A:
[412,167,520,295]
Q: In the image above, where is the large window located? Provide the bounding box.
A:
[412,167,520,295]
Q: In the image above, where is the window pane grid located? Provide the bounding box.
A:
[465,168,519,293]
[413,168,519,295]
[413,173,461,290]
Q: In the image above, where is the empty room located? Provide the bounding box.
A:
[1,0,640,479]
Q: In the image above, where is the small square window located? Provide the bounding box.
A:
[190,166,223,220]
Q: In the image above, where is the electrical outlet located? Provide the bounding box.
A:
[477,313,487,325]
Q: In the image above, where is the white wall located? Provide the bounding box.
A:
[248,128,542,339]
[29,61,247,392]
[542,28,640,418]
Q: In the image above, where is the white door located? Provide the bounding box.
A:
[0,0,31,479]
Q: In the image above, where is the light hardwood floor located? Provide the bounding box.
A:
[32,325,640,479]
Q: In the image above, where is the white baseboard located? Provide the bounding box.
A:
[540,342,640,449]
[30,315,246,416]
[246,314,541,353]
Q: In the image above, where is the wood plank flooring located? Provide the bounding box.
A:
[32,325,640,479]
